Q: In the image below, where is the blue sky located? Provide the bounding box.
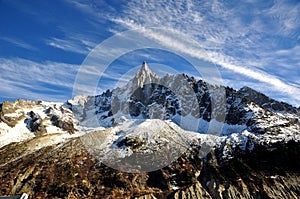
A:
[0,0,299,107]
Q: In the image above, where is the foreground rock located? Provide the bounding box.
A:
[0,134,298,199]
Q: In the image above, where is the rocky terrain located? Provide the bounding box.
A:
[0,62,299,198]
[0,131,298,198]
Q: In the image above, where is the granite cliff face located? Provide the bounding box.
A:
[67,62,299,136]
[0,62,299,198]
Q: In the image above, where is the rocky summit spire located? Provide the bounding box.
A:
[136,61,153,77]
[141,61,150,71]
[133,61,159,88]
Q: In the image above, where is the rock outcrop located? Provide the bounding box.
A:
[1,62,299,199]
[26,111,47,136]
[239,86,300,122]
[0,100,37,127]
[67,62,299,138]
[0,135,298,198]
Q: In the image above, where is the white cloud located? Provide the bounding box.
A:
[5,0,298,105]
[106,0,300,106]
[0,37,37,51]
[0,58,80,102]
[265,0,300,37]
[46,37,95,55]
[112,18,300,98]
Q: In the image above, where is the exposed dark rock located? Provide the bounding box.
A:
[1,62,296,198]
[44,107,53,114]
[0,100,32,127]
[50,115,75,134]
[0,137,298,198]
[171,182,212,199]
[25,111,46,136]
[129,100,144,117]
[239,86,300,117]
[114,136,146,150]
[65,63,300,136]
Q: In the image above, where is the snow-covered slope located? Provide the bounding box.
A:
[239,86,300,122]
[1,61,299,159]
[80,118,226,172]
[66,62,300,140]
[0,100,81,148]
[63,62,300,168]
[1,62,300,198]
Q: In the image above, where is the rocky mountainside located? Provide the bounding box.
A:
[0,62,299,198]
[67,62,299,136]
[0,127,298,198]
[239,86,300,122]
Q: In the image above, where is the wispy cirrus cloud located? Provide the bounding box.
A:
[106,0,300,106]
[46,36,96,55]
[2,0,299,106]
[0,58,79,102]
[0,57,141,101]
[112,18,300,98]
[58,0,300,105]
[265,0,300,37]
[0,37,37,51]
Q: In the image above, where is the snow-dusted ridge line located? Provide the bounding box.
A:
[1,62,300,161]
[0,98,299,161]
[0,100,88,148]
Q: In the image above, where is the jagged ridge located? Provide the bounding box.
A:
[67,62,299,135]
[0,62,299,198]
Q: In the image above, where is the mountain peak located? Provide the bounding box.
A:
[133,61,159,88]
[137,61,152,75]
[142,60,148,68]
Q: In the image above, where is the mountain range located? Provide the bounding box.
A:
[0,62,299,198]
